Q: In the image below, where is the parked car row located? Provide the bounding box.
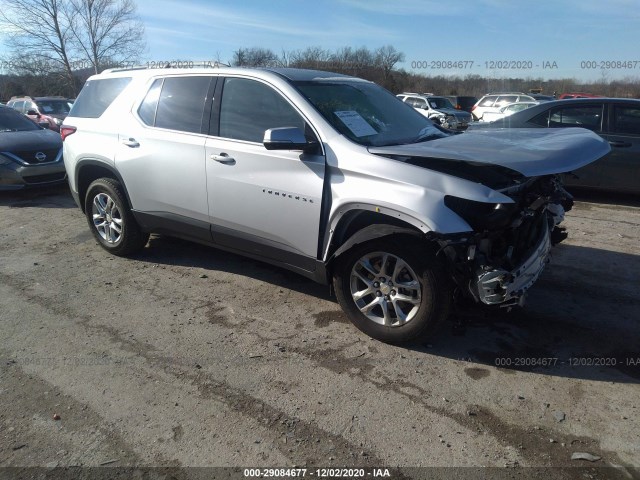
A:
[471,97,640,194]
[470,92,537,121]
[6,96,74,132]
[396,93,472,130]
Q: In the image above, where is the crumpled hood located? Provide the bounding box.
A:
[369,128,610,177]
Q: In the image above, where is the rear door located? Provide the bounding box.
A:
[599,102,640,193]
[204,76,325,271]
[115,75,214,230]
[545,102,605,189]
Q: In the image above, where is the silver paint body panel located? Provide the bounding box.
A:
[63,67,610,273]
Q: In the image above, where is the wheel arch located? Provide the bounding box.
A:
[76,160,132,213]
[323,207,434,277]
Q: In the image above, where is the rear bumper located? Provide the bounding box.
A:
[475,220,551,305]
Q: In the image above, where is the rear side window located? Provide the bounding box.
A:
[612,106,640,135]
[70,77,132,118]
[549,105,603,131]
[496,95,518,106]
[154,76,211,133]
[138,79,163,126]
[480,96,497,107]
[528,111,549,127]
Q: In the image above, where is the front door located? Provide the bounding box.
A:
[204,76,325,271]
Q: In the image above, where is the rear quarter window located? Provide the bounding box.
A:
[69,77,132,118]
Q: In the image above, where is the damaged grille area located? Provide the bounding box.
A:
[437,175,573,305]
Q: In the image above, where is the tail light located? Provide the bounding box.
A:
[60,125,77,141]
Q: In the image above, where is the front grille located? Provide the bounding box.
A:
[10,148,61,164]
[23,172,66,184]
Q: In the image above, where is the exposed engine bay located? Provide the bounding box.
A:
[434,175,574,306]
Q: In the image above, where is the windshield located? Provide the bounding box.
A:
[36,99,72,115]
[428,97,455,110]
[0,108,39,132]
[294,80,450,146]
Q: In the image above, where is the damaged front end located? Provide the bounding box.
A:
[435,175,573,307]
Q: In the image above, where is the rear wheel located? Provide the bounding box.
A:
[333,237,450,344]
[85,178,149,256]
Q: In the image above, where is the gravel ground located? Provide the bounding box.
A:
[0,185,638,480]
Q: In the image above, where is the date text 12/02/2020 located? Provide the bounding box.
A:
[409,60,559,70]
[493,357,639,368]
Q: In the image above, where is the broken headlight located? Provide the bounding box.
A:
[444,195,517,231]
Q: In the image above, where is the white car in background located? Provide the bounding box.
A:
[471,93,536,121]
[397,93,471,130]
[480,101,538,122]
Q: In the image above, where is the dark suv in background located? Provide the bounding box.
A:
[445,95,478,113]
[6,96,73,132]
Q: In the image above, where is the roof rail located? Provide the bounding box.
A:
[399,92,436,97]
[101,61,229,74]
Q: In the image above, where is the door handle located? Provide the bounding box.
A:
[608,140,632,148]
[210,153,235,164]
[121,138,140,148]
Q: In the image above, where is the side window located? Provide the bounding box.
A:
[612,106,640,135]
[219,77,305,143]
[548,105,603,131]
[527,111,549,127]
[13,101,24,112]
[137,79,163,126]
[70,77,132,118]
[155,76,211,133]
[480,96,497,107]
[496,95,517,106]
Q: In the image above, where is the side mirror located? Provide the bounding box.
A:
[27,109,39,116]
[263,127,318,153]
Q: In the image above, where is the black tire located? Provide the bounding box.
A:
[84,178,149,256]
[333,237,451,344]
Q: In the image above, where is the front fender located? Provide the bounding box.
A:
[330,224,424,262]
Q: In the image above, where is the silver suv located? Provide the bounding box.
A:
[396,93,471,130]
[62,67,609,344]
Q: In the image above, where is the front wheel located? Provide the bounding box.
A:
[333,238,451,344]
[85,178,149,256]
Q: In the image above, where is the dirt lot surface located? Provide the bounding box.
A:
[1,185,639,479]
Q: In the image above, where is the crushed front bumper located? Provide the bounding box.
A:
[475,220,551,305]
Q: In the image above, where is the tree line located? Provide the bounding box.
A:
[229,46,640,99]
[2,11,640,101]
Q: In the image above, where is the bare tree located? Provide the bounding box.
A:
[289,46,331,69]
[68,0,146,74]
[374,45,405,80]
[0,0,76,91]
[231,47,279,67]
